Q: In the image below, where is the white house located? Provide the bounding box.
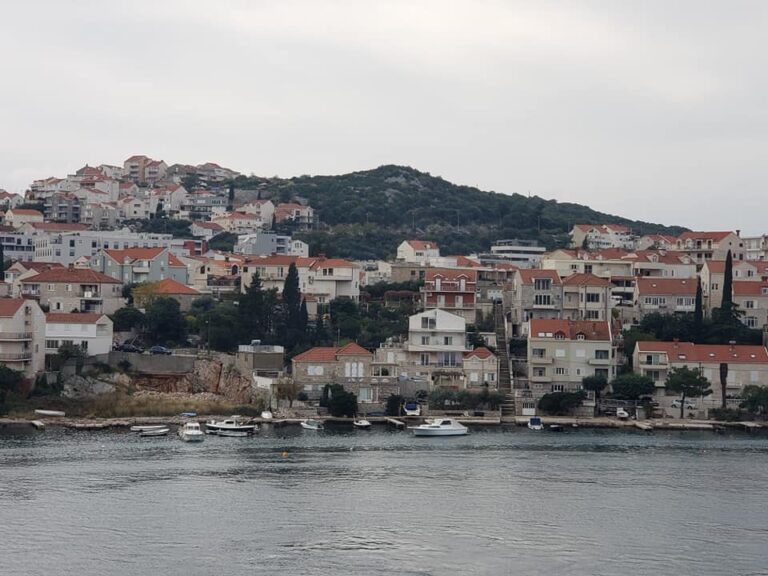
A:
[396,240,440,264]
[45,313,114,356]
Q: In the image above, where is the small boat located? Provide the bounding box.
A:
[216,429,251,437]
[353,419,372,429]
[205,416,257,435]
[140,427,170,437]
[410,418,468,437]
[179,412,197,418]
[130,424,167,432]
[261,411,274,421]
[527,417,543,430]
[34,409,65,417]
[403,402,421,417]
[616,408,630,420]
[300,419,324,430]
[549,424,564,432]
[178,422,204,442]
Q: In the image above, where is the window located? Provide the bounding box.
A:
[534,294,552,306]
[533,367,546,377]
[421,317,436,329]
[595,349,610,360]
[676,297,694,307]
[585,310,600,320]
[45,339,59,349]
[744,300,755,309]
[421,336,430,345]
[443,336,453,346]
[555,367,568,375]
[80,341,88,352]
[551,383,564,392]
[357,387,373,402]
[647,370,661,381]
[534,279,551,290]
[586,293,600,303]
[594,368,609,379]
[420,353,430,366]
[555,349,566,358]
[746,316,758,328]
[584,265,593,274]
[307,365,324,376]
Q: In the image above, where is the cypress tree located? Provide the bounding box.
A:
[694,276,703,339]
[281,263,303,348]
[227,182,235,212]
[0,241,4,276]
[721,250,733,310]
[299,299,309,333]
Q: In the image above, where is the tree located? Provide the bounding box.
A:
[719,362,729,409]
[385,394,403,416]
[740,385,768,416]
[538,390,586,415]
[694,277,703,339]
[665,366,712,419]
[227,182,235,212]
[621,329,657,368]
[111,306,146,332]
[0,240,4,276]
[280,263,304,349]
[208,232,237,252]
[238,272,278,343]
[145,298,187,345]
[721,250,733,310]
[0,364,24,410]
[322,384,358,417]
[581,375,608,414]
[275,376,302,408]
[55,342,86,373]
[610,373,655,401]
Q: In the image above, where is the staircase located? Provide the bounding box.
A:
[494,302,516,422]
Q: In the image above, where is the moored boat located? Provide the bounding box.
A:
[527,417,543,430]
[205,416,257,435]
[261,411,273,421]
[178,422,204,442]
[403,401,421,417]
[140,427,170,437]
[130,425,167,432]
[353,419,372,429]
[410,418,468,437]
[34,409,65,417]
[300,419,324,430]
[549,424,564,432]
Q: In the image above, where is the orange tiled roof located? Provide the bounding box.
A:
[425,268,477,282]
[104,247,165,262]
[636,277,697,296]
[149,278,200,295]
[530,319,611,341]
[336,342,372,356]
[9,208,43,217]
[517,269,562,285]
[732,281,768,296]
[463,347,495,359]
[636,341,768,364]
[562,273,612,287]
[405,240,439,250]
[0,299,27,317]
[678,231,734,242]
[45,312,106,324]
[24,268,120,284]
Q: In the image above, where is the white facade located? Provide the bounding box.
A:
[45,313,114,356]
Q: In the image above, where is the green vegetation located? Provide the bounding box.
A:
[427,387,504,411]
[610,373,655,401]
[739,385,768,417]
[320,384,358,417]
[232,165,685,259]
[126,218,192,238]
[275,376,302,408]
[385,394,404,416]
[581,375,608,415]
[208,232,237,252]
[145,298,187,346]
[111,306,146,332]
[665,367,712,419]
[537,390,587,415]
[0,365,25,413]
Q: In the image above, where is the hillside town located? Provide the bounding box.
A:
[1,156,768,424]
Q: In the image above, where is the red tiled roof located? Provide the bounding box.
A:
[678,231,734,242]
[336,342,372,356]
[193,221,224,230]
[732,281,768,297]
[9,209,43,217]
[425,268,477,282]
[636,341,768,364]
[15,261,65,272]
[463,347,495,359]
[104,247,165,261]
[703,260,756,275]
[149,278,200,295]
[574,224,630,234]
[0,299,26,317]
[29,222,89,232]
[517,269,562,285]
[562,273,612,287]
[530,319,611,341]
[292,347,338,362]
[24,268,120,284]
[45,312,107,324]
[636,278,696,296]
[405,240,439,250]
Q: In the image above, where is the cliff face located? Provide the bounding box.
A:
[66,355,259,404]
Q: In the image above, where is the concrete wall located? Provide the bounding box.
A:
[106,351,196,374]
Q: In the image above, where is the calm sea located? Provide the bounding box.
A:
[1,424,767,576]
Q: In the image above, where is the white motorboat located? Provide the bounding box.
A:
[527,417,544,430]
[616,408,630,420]
[34,409,65,417]
[261,411,273,421]
[205,416,257,435]
[300,419,324,430]
[410,418,468,437]
[140,427,170,437]
[353,419,372,429]
[403,401,421,417]
[178,422,204,442]
[216,429,251,437]
[130,424,167,432]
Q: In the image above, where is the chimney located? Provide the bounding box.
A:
[736,230,741,237]
[729,340,736,350]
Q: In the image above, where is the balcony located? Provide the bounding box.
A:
[0,352,32,361]
[0,332,32,341]
[423,285,476,293]
[79,290,102,299]
[530,374,552,383]
[530,356,554,364]
[588,358,612,366]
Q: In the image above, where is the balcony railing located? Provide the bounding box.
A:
[0,352,32,361]
[0,332,32,341]
[588,358,612,366]
[530,356,554,364]
[530,374,552,383]
[423,285,476,293]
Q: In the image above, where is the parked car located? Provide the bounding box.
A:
[120,343,144,354]
[671,399,697,410]
[150,345,172,355]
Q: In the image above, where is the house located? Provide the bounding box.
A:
[524,319,615,415]
[483,239,546,268]
[133,278,201,312]
[570,224,635,250]
[147,184,188,217]
[462,347,499,388]
[636,234,678,251]
[732,281,768,330]
[4,261,65,297]
[0,191,24,210]
[81,202,118,230]
[673,231,745,265]
[274,202,315,228]
[117,196,151,220]
[5,208,44,228]
[195,162,240,186]
[211,211,265,234]
[743,234,768,261]
[191,221,224,239]
[45,313,114,356]
[634,278,697,321]
[292,342,396,403]
[561,273,613,321]
[20,267,124,314]
[396,240,440,264]
[0,298,46,376]
[421,268,478,322]
[234,232,309,257]
[238,199,275,223]
[700,260,761,315]
[633,341,768,412]
[90,247,188,285]
[43,193,81,223]
[177,190,228,220]
[123,155,167,184]
[504,269,563,336]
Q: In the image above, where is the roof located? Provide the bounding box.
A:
[530,319,611,341]
[336,342,372,356]
[28,222,89,232]
[517,269,562,285]
[405,240,439,250]
[45,313,107,324]
[149,278,200,295]
[463,347,495,359]
[104,247,165,262]
[562,273,612,287]
[574,224,631,234]
[215,212,259,220]
[732,281,768,297]
[636,341,768,364]
[0,299,26,317]
[10,261,65,272]
[703,260,756,275]
[425,268,477,282]
[8,208,43,217]
[678,231,734,242]
[24,268,120,284]
[636,277,697,296]
[193,221,224,230]
[293,343,372,362]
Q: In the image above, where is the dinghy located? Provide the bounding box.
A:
[34,409,65,417]
[130,425,167,432]
[140,427,170,437]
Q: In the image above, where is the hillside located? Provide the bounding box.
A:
[233,165,686,260]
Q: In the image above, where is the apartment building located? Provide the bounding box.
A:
[634,278,697,321]
[732,281,768,330]
[673,231,745,264]
[274,202,315,228]
[44,313,114,356]
[35,230,174,266]
[43,193,82,223]
[700,260,763,314]
[633,341,768,410]
[90,247,188,284]
[570,224,635,250]
[561,273,613,321]
[211,212,265,234]
[0,298,46,376]
[396,240,441,264]
[234,232,309,257]
[20,267,123,314]
[421,268,478,322]
[635,234,678,251]
[482,239,546,268]
[190,221,224,239]
[505,269,563,336]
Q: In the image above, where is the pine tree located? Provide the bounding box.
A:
[239,272,276,342]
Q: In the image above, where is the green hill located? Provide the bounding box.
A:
[233,165,686,260]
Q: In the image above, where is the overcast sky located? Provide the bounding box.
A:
[1,1,766,233]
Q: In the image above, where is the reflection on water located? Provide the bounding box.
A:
[1,425,767,576]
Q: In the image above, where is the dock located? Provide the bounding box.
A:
[634,422,653,432]
[386,418,406,429]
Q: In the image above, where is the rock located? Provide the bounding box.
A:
[61,375,116,400]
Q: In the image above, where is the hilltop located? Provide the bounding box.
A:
[233,165,687,260]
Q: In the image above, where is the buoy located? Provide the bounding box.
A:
[282,451,288,458]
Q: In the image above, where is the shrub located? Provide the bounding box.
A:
[538,390,587,415]
[385,394,403,416]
